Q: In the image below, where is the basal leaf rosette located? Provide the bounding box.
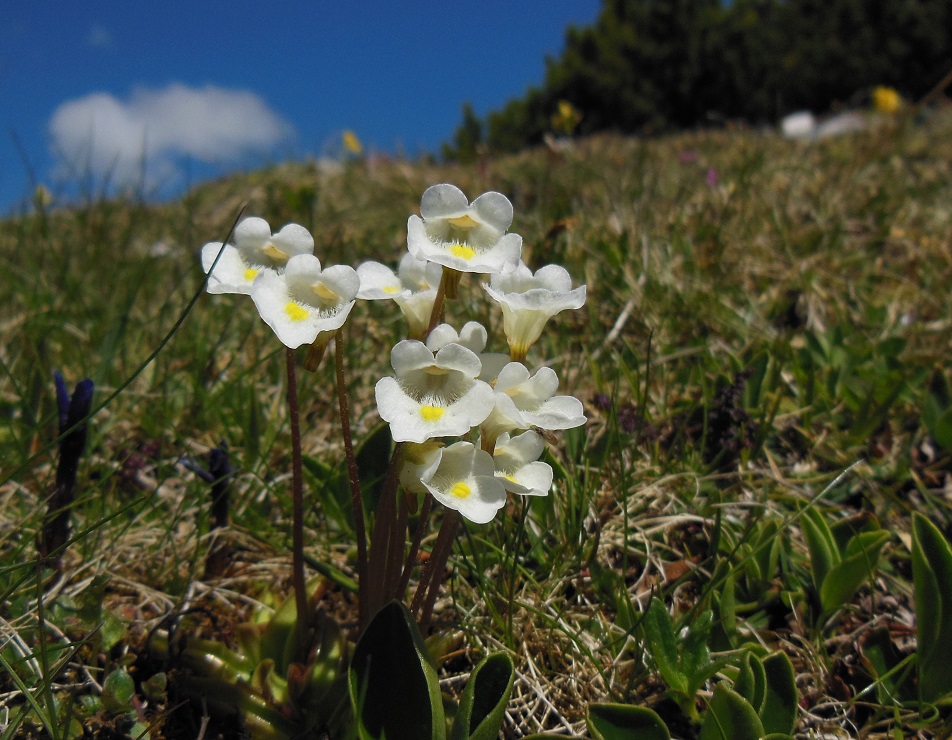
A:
[201,217,314,295]
[481,362,586,447]
[484,262,587,361]
[250,254,359,349]
[422,441,507,524]
[375,341,494,443]
[492,431,553,497]
[407,184,522,276]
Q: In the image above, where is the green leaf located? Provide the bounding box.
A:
[682,610,714,691]
[450,652,514,740]
[349,601,445,740]
[99,609,127,652]
[819,530,889,614]
[760,652,798,735]
[912,514,952,702]
[732,653,766,715]
[710,571,737,652]
[643,598,688,695]
[699,683,765,740]
[932,408,952,453]
[860,627,915,704]
[101,667,136,715]
[586,703,670,740]
[800,508,838,594]
[257,588,302,676]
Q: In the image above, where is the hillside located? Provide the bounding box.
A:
[2,108,952,737]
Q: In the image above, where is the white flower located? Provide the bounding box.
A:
[407,184,522,275]
[201,217,314,295]
[375,341,494,443]
[492,431,553,497]
[426,322,510,383]
[422,441,507,524]
[250,254,359,348]
[481,362,586,444]
[398,441,444,494]
[484,262,586,361]
[357,254,443,338]
[425,321,486,353]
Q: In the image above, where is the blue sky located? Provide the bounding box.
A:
[0,1,602,214]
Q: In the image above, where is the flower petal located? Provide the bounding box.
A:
[357,261,407,300]
[423,442,507,524]
[202,243,272,295]
[390,340,442,375]
[471,191,514,232]
[271,223,315,259]
[251,271,354,349]
[420,183,470,219]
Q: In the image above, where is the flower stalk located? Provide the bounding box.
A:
[335,328,369,626]
[411,509,461,628]
[285,348,310,655]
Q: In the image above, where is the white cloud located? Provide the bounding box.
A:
[48,84,295,190]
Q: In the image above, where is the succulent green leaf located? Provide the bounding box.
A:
[801,508,838,593]
[732,653,766,715]
[860,626,916,704]
[643,598,689,695]
[586,703,670,740]
[682,610,714,689]
[710,572,737,651]
[912,513,952,702]
[760,652,798,735]
[450,652,514,740]
[932,409,952,453]
[258,589,302,676]
[101,667,136,715]
[819,530,889,614]
[350,601,445,740]
[699,683,765,740]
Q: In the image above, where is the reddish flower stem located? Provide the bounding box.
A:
[411,509,460,628]
[285,348,309,653]
[335,329,368,626]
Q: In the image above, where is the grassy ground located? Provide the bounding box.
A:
[2,106,952,738]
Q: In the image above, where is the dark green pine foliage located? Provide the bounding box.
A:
[445,0,952,159]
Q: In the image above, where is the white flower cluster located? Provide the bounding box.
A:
[201,184,587,524]
[201,217,359,349]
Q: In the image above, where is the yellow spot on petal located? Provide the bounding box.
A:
[312,282,338,301]
[383,285,401,295]
[447,214,479,229]
[263,243,289,261]
[420,405,445,422]
[424,366,450,376]
[449,243,476,260]
[450,482,471,499]
[284,302,309,322]
[504,474,517,483]
[243,268,259,281]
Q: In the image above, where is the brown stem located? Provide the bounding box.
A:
[285,348,309,654]
[365,479,394,622]
[411,509,461,628]
[335,329,368,626]
[385,493,410,600]
[364,442,404,623]
[397,493,433,596]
